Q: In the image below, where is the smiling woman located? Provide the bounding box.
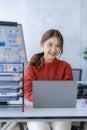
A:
[24,29,73,130]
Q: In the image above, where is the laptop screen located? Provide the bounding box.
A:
[33,81,77,108]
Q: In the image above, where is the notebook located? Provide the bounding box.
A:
[33,81,77,108]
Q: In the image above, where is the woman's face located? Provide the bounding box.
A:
[41,36,62,62]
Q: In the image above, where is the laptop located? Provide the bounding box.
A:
[33,81,77,108]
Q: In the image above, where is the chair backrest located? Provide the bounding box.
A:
[72,69,82,81]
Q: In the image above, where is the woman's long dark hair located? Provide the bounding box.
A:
[29,29,63,68]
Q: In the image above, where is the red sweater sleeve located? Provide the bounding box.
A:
[24,65,36,101]
[63,63,73,80]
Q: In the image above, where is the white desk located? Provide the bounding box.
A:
[0,107,87,122]
[0,107,87,130]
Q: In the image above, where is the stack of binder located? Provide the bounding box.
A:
[0,63,24,112]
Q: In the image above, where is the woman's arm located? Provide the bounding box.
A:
[63,63,73,80]
[24,65,36,101]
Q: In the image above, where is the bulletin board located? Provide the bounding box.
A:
[0,21,27,72]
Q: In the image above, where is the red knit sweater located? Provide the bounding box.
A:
[24,59,73,101]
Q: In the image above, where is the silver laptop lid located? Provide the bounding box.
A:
[33,81,77,108]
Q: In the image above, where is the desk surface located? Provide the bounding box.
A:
[0,107,87,122]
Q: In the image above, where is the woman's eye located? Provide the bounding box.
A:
[48,44,52,46]
[56,45,61,48]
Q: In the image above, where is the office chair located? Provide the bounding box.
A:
[72,69,82,81]
[72,68,83,97]
[72,69,85,130]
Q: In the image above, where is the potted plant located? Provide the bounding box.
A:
[83,48,87,60]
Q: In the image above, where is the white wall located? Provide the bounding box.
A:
[0,0,87,80]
